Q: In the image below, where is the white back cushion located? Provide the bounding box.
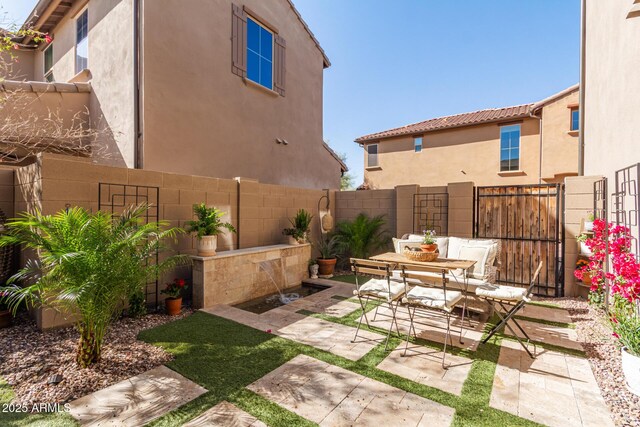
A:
[458,243,498,280]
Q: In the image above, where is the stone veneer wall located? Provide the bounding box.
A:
[191,244,311,308]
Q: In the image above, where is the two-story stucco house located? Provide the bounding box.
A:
[355,85,579,189]
[6,0,346,189]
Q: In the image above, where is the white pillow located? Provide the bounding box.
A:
[392,237,422,253]
[458,243,498,280]
[447,237,495,259]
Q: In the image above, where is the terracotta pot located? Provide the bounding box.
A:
[165,297,182,316]
[0,309,11,329]
[197,235,217,256]
[420,243,438,253]
[317,258,337,277]
[622,346,640,396]
[582,271,592,286]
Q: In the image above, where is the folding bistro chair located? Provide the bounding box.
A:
[476,261,544,358]
[350,258,405,351]
[399,263,464,368]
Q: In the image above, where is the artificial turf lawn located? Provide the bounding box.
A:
[137,307,545,427]
[0,379,78,427]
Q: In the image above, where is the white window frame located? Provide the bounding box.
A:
[43,44,54,82]
[367,144,379,168]
[499,124,521,172]
[246,16,274,90]
[75,7,89,74]
[414,136,423,153]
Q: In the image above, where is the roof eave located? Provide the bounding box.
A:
[354,113,533,144]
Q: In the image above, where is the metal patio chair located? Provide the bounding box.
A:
[350,258,405,351]
[399,263,464,368]
[476,261,544,358]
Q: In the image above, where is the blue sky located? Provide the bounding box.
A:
[1,1,580,186]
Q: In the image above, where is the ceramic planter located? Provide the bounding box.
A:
[622,346,640,396]
[420,243,438,253]
[0,309,11,329]
[165,297,182,316]
[584,221,594,232]
[287,236,300,245]
[317,258,337,277]
[579,241,593,256]
[309,263,319,279]
[197,235,217,256]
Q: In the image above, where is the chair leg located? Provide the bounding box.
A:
[390,300,401,336]
[351,296,370,343]
[442,312,451,369]
[402,306,416,357]
[372,304,380,321]
[498,301,532,342]
[482,300,504,343]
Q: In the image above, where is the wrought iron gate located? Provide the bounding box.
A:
[474,184,564,297]
[413,192,449,235]
[98,183,161,308]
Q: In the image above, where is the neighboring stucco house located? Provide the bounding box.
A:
[582,0,640,183]
[5,0,346,189]
[355,85,579,189]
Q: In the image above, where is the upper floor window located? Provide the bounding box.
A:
[570,107,579,131]
[500,124,520,171]
[367,144,378,167]
[247,17,273,90]
[75,9,88,74]
[414,136,423,153]
[44,44,54,82]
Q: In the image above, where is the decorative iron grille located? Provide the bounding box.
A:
[613,163,640,258]
[98,183,161,309]
[413,192,449,235]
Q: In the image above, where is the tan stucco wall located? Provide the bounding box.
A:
[141,0,340,189]
[540,89,580,181]
[363,118,542,189]
[584,0,640,183]
[2,51,35,81]
[36,0,135,168]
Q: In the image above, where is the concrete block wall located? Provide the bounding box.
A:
[237,179,330,249]
[447,182,474,238]
[0,168,14,218]
[564,175,602,297]
[335,189,396,237]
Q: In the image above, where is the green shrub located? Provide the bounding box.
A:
[334,213,389,261]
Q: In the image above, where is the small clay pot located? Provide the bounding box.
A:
[420,243,438,253]
[165,297,182,316]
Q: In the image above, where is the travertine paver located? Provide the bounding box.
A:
[248,354,455,426]
[183,401,266,427]
[519,304,573,324]
[203,304,381,361]
[491,340,614,427]
[377,345,473,395]
[370,305,486,351]
[504,317,582,351]
[68,366,207,427]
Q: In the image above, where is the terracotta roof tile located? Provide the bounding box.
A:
[355,103,534,143]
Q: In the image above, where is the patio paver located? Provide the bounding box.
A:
[504,317,582,351]
[183,401,266,427]
[376,344,473,395]
[248,354,456,426]
[519,304,573,324]
[203,304,381,361]
[68,366,207,427]
[491,340,614,427]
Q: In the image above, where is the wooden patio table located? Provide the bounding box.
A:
[369,252,477,321]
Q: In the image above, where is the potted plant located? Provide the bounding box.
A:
[162,278,187,316]
[187,203,236,256]
[610,298,640,396]
[315,235,341,278]
[575,257,591,285]
[0,291,11,329]
[282,209,313,245]
[308,259,319,279]
[420,230,438,253]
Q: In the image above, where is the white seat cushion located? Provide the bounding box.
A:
[475,284,527,301]
[354,278,406,302]
[403,286,462,311]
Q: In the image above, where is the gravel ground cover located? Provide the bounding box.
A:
[0,310,192,406]
[537,297,640,427]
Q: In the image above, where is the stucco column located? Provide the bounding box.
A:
[395,184,419,237]
[447,182,474,238]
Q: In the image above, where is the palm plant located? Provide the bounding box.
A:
[315,234,342,259]
[0,204,189,367]
[334,213,389,260]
